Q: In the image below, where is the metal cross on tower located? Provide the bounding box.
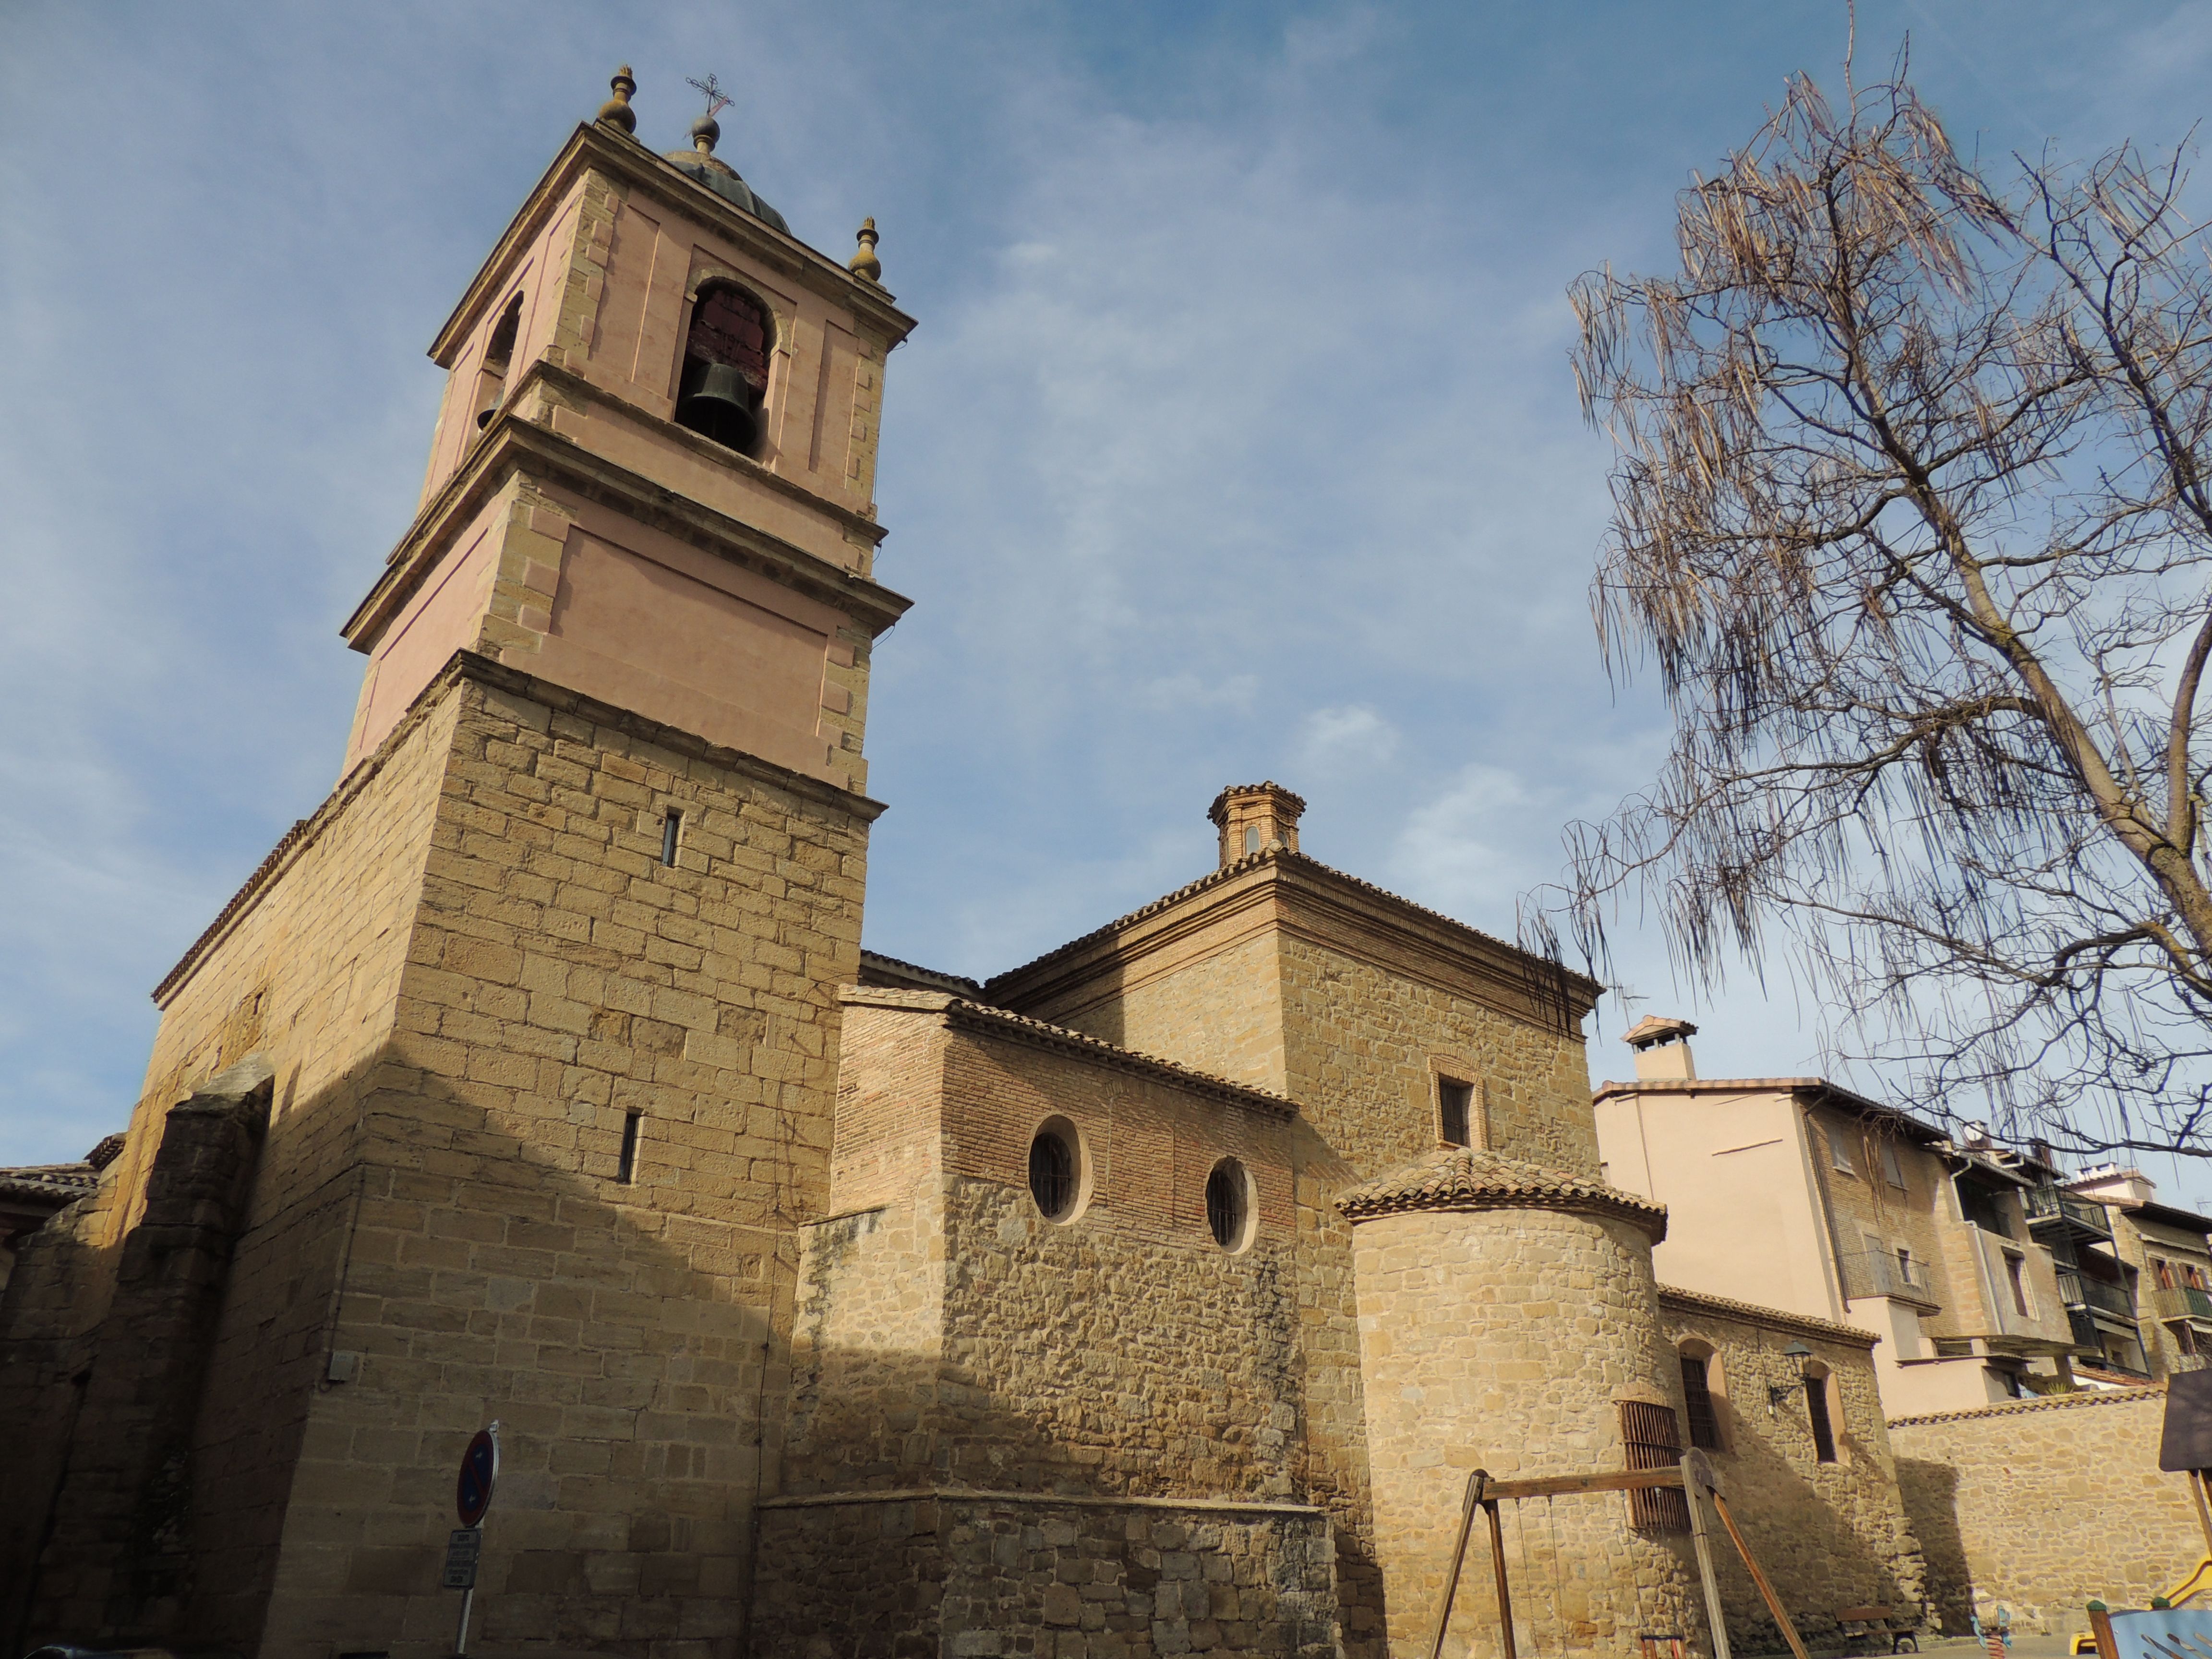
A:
[685,73,732,119]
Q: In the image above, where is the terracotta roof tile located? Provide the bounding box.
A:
[839,986,1298,1118]
[0,1162,98,1211]
[986,848,1593,998]
[1334,1145,1667,1239]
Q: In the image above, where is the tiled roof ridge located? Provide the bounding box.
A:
[1656,1285,1881,1347]
[985,848,1588,994]
[1887,1381,2164,1429]
[1334,1145,1667,1238]
[839,986,1298,1117]
[857,948,986,998]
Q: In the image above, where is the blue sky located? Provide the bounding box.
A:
[7,0,2212,1202]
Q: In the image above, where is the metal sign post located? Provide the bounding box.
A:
[450,1422,500,1657]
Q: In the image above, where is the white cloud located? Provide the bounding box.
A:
[1298,705,1400,770]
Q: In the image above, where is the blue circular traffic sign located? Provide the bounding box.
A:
[456,1427,499,1527]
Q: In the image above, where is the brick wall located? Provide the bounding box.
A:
[1890,1386,2204,1636]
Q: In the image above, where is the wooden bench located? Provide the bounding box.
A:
[1835,1605,1920,1653]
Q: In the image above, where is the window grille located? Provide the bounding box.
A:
[1618,1401,1689,1531]
[1439,1079,1473,1147]
[1206,1160,1248,1250]
[1679,1354,1722,1451]
[1028,1130,1075,1220]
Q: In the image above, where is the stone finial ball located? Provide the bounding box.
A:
[691,114,721,150]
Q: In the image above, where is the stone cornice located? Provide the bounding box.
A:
[155,652,886,1008]
[340,385,914,652]
[1656,1285,1881,1348]
[431,121,916,367]
[986,850,1601,1037]
[839,986,1299,1119]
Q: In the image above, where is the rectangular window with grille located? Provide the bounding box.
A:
[1679,1355,1723,1451]
[1439,1079,1473,1147]
[1618,1400,1690,1531]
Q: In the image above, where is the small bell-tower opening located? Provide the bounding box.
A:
[675,281,771,454]
[1207,781,1306,868]
[473,293,524,431]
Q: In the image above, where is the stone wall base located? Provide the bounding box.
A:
[753,1491,1338,1658]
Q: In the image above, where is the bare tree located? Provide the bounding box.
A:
[1530,62,2212,1161]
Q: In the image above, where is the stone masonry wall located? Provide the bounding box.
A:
[782,1009,1304,1503]
[1069,928,1291,1096]
[1276,935,1599,1185]
[1890,1386,2204,1637]
[753,1493,1338,1659]
[1656,1291,1925,1647]
[1351,1206,1698,1659]
[0,676,461,1650]
[245,663,874,1659]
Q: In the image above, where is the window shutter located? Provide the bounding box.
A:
[1618,1401,1690,1531]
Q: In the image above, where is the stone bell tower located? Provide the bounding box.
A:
[0,68,914,1658]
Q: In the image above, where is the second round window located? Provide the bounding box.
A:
[1029,1124,1078,1221]
[1206,1158,1251,1250]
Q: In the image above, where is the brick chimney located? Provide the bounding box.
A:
[1209,782,1305,867]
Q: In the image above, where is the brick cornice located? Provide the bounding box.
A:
[839,986,1299,1119]
[342,388,914,653]
[986,851,1601,1036]
[430,121,915,368]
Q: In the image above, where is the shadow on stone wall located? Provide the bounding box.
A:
[1894,1460,1968,1635]
[1,1042,1385,1659]
[1687,1412,1928,1649]
[0,1039,794,1659]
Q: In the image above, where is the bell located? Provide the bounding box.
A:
[674,358,759,452]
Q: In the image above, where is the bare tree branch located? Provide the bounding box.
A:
[1525,67,2212,1160]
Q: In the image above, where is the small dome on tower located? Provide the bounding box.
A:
[663,112,789,233]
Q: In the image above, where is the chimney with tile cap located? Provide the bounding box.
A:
[1624,1014,1698,1081]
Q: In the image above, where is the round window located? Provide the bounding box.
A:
[1206,1157,1253,1250]
[1029,1123,1079,1221]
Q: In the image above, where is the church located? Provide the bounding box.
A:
[0,68,1930,1659]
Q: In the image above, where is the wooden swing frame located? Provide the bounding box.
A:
[1426,1450,1809,1659]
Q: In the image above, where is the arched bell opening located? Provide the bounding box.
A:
[473,292,524,432]
[675,281,772,455]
